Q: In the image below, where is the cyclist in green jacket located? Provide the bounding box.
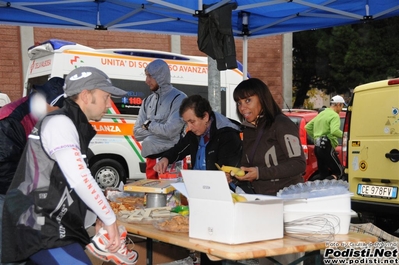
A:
[305,95,346,180]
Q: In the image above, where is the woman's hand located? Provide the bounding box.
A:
[237,166,258,182]
[153,157,169,174]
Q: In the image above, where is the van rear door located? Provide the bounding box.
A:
[348,80,399,208]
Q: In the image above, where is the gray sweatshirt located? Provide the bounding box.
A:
[134,59,187,158]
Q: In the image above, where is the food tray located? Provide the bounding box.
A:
[123,179,176,194]
[117,214,169,225]
[153,215,189,233]
[108,194,145,214]
[116,207,179,224]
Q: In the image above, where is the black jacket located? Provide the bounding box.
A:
[162,111,242,170]
[0,96,36,194]
[197,3,238,71]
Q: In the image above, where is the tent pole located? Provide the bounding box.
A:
[243,35,248,80]
[241,11,249,80]
[198,0,221,114]
[208,57,221,113]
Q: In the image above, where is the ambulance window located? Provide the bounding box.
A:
[175,84,226,117]
[110,79,150,115]
[174,84,213,111]
[174,84,207,99]
[114,51,190,61]
[110,78,211,116]
[174,83,229,116]
[26,76,51,95]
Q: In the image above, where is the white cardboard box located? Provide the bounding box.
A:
[180,170,284,244]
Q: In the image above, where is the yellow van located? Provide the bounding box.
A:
[342,78,399,234]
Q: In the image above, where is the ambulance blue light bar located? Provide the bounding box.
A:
[28,39,76,51]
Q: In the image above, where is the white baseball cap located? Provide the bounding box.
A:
[330,95,347,106]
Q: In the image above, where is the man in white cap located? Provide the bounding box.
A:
[2,67,138,265]
[305,95,346,180]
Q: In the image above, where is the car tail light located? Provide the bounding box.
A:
[388,78,399,85]
[342,131,348,166]
[298,119,308,160]
[342,109,352,168]
[302,144,309,160]
[298,119,307,144]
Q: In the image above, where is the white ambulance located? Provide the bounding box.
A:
[24,39,246,188]
[0,92,11,107]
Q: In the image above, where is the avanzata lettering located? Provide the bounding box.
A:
[92,124,122,132]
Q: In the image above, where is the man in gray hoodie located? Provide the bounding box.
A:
[134,59,187,179]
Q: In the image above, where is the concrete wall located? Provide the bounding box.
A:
[0,25,291,107]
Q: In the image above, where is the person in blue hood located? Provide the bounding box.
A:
[134,59,187,179]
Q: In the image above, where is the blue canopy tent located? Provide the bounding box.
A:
[1,0,399,77]
[2,0,399,111]
[1,0,398,37]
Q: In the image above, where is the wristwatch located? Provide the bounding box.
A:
[142,120,151,130]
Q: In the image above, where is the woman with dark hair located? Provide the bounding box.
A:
[153,94,242,174]
[231,78,306,195]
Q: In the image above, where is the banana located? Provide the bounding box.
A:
[231,194,238,203]
[235,194,248,202]
[215,163,245,177]
[229,167,246,177]
[231,193,248,203]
